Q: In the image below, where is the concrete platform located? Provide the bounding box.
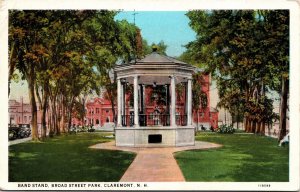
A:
[90,141,222,182]
[115,126,195,147]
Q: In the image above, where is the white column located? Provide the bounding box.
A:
[187,78,192,125]
[120,82,123,116]
[171,75,176,126]
[142,84,145,113]
[134,75,139,127]
[117,78,122,126]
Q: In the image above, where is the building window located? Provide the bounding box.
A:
[106,117,110,122]
[96,119,99,124]
[201,112,204,118]
[24,116,27,123]
[106,110,109,113]
[96,108,99,114]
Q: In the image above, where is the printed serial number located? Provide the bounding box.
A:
[258,184,271,187]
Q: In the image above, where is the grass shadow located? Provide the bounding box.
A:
[9,132,136,182]
[175,133,289,182]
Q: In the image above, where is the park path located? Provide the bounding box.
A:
[90,141,221,182]
[120,147,185,181]
[9,137,32,146]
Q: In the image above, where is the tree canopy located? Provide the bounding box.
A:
[184,10,289,138]
[9,10,140,140]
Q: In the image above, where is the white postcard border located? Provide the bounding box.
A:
[0,0,299,191]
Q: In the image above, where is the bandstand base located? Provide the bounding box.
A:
[115,126,195,147]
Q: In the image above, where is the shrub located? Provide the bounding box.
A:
[216,124,235,134]
[88,128,95,132]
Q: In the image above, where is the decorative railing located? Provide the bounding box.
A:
[121,115,134,127]
[121,114,187,127]
[176,114,187,126]
[139,114,170,126]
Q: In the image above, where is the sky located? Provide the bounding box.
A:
[115,11,196,57]
[9,11,197,103]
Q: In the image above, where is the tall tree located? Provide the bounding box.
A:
[185,10,288,136]
[85,14,139,124]
[9,10,125,139]
[142,40,168,56]
[9,10,51,140]
[261,11,289,140]
[35,10,98,136]
[150,40,168,55]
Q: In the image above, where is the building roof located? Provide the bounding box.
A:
[130,52,188,65]
[86,97,112,106]
[210,107,219,113]
[114,50,197,85]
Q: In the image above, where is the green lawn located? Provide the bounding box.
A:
[175,132,289,182]
[9,133,136,182]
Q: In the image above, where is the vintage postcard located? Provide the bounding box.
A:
[0,0,299,191]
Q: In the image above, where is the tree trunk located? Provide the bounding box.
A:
[261,121,265,135]
[81,97,86,126]
[27,66,39,141]
[60,95,66,133]
[248,120,252,132]
[197,109,199,130]
[279,76,289,141]
[245,117,251,132]
[49,101,53,136]
[47,107,51,133]
[255,120,261,134]
[41,81,49,138]
[67,96,75,131]
[244,117,248,132]
[248,119,252,132]
[231,112,234,126]
[224,110,227,124]
[8,41,16,96]
[106,86,117,125]
[111,100,116,124]
[51,101,55,136]
[58,94,65,133]
[251,120,256,133]
[35,84,42,110]
[50,95,57,137]
[63,96,68,132]
[56,95,61,135]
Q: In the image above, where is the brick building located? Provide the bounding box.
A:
[8,99,44,129]
[8,99,43,126]
[9,78,218,130]
[8,99,32,125]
